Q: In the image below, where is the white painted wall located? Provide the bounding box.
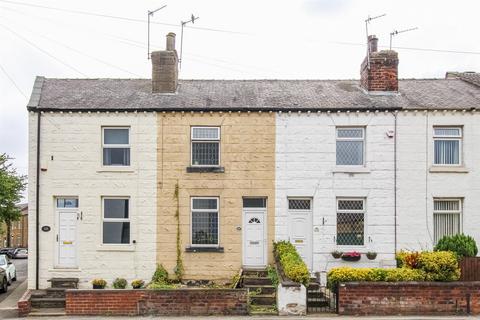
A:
[275,112,397,280]
[28,112,157,289]
[396,111,480,251]
[277,284,307,316]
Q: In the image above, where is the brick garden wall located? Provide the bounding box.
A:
[17,290,31,317]
[338,282,480,316]
[65,288,248,316]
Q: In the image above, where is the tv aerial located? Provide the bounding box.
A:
[390,27,418,50]
[180,14,200,68]
[364,13,386,69]
[147,5,167,60]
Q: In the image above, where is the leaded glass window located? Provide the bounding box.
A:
[336,127,365,166]
[191,127,220,166]
[191,197,219,246]
[336,198,365,246]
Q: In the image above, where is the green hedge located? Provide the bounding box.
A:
[328,251,460,290]
[434,234,478,259]
[274,241,310,286]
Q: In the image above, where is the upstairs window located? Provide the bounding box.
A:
[103,127,130,166]
[336,198,365,246]
[336,127,365,166]
[191,127,220,166]
[433,199,462,244]
[433,127,462,165]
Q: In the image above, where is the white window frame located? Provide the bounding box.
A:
[336,198,366,247]
[336,127,366,166]
[102,127,131,167]
[433,126,462,166]
[102,197,131,245]
[190,197,220,247]
[190,126,221,167]
[433,198,462,244]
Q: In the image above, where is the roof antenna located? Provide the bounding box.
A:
[390,27,418,50]
[179,14,199,68]
[365,13,386,69]
[147,4,167,60]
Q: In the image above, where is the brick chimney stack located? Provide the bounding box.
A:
[360,35,399,92]
[151,32,178,93]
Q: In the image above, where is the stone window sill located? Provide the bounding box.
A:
[185,246,224,253]
[96,167,135,173]
[186,166,225,173]
[332,166,371,174]
[49,268,81,272]
[429,166,469,173]
[96,245,135,252]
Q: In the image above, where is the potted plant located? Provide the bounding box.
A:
[331,250,343,259]
[366,251,377,260]
[113,278,127,289]
[341,251,361,262]
[92,279,107,289]
[131,279,145,289]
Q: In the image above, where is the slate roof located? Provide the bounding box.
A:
[27,76,480,111]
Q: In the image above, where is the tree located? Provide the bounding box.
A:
[0,153,26,247]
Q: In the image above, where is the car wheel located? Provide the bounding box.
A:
[12,272,16,281]
[0,278,7,293]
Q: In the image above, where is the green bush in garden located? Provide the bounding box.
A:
[383,268,425,282]
[274,241,310,286]
[113,278,127,289]
[417,251,460,281]
[151,264,170,284]
[434,234,478,259]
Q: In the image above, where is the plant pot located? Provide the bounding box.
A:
[132,286,142,290]
[341,255,361,262]
[93,284,105,289]
[366,253,377,260]
[331,252,342,259]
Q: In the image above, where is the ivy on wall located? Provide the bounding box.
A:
[173,182,184,281]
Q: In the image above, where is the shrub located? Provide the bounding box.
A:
[434,234,478,259]
[327,267,371,290]
[131,279,145,289]
[274,241,310,286]
[113,278,127,289]
[417,251,460,281]
[383,268,425,282]
[151,264,170,284]
[91,279,107,288]
[396,251,420,268]
[147,282,178,289]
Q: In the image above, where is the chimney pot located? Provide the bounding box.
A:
[368,35,378,53]
[166,32,176,51]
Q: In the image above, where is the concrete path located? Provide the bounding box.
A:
[23,316,478,320]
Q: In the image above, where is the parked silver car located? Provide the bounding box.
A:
[0,268,7,293]
[0,255,16,285]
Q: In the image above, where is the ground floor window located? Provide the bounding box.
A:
[336,198,365,246]
[191,197,219,246]
[434,199,462,244]
[103,198,130,244]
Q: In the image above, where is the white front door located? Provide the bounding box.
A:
[56,198,78,268]
[288,198,313,270]
[243,210,266,267]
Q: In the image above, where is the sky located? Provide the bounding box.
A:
[0,0,479,199]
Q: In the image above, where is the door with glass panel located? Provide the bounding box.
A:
[243,198,267,268]
[56,198,78,268]
[288,198,312,270]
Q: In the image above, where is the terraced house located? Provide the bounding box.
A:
[27,33,480,289]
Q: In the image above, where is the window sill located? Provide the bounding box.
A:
[97,167,135,173]
[49,268,81,272]
[185,246,224,253]
[332,166,370,174]
[186,166,225,173]
[429,166,469,173]
[96,245,135,252]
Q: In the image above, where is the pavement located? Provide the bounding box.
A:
[0,258,27,319]
[22,316,480,320]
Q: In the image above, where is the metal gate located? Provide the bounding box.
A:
[307,282,337,314]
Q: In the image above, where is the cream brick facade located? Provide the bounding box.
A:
[28,112,157,289]
[156,112,275,280]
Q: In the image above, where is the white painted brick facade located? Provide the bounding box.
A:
[28,112,157,289]
[275,112,397,279]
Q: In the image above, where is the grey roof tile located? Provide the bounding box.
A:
[28,77,480,111]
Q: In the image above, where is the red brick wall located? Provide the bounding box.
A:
[66,289,248,316]
[17,290,31,317]
[360,50,399,92]
[338,282,480,316]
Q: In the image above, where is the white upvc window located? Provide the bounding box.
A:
[433,199,462,244]
[102,127,130,166]
[102,197,130,244]
[433,127,462,166]
[336,127,365,166]
[191,127,220,166]
[336,198,365,246]
[191,197,219,247]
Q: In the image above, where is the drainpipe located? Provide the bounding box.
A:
[35,111,41,290]
[393,111,398,254]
